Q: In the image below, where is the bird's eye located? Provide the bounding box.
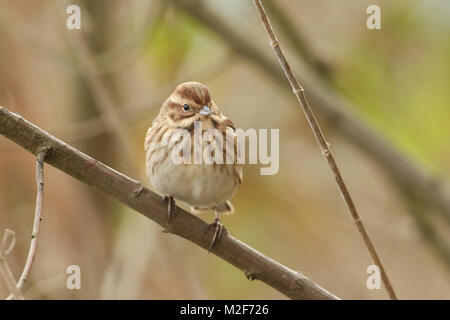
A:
[183,104,190,111]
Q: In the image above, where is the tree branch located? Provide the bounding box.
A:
[0,106,338,300]
[251,0,397,300]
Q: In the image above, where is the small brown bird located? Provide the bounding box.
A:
[145,81,242,250]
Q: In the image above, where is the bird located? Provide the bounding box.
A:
[145,81,243,251]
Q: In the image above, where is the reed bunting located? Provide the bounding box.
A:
[145,82,243,250]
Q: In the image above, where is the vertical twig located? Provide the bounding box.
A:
[0,229,24,300]
[251,0,397,299]
[9,148,49,299]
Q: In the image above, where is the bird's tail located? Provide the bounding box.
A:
[190,201,235,215]
[216,201,234,215]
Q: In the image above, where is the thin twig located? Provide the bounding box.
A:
[251,0,397,300]
[0,106,338,300]
[0,229,24,300]
[8,148,49,300]
[0,259,23,300]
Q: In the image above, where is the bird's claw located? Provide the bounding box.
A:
[207,218,223,252]
[163,195,176,222]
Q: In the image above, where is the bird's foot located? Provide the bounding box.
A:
[207,217,224,252]
[162,195,176,222]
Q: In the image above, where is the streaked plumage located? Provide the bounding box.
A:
[145,81,242,250]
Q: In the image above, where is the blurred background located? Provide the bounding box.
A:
[0,0,449,299]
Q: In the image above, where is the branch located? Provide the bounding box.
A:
[4,148,48,300]
[0,106,338,300]
[15,148,49,292]
[251,0,397,300]
[169,0,450,226]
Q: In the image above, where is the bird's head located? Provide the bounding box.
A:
[158,81,231,131]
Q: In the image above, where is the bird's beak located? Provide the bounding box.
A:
[199,105,211,116]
